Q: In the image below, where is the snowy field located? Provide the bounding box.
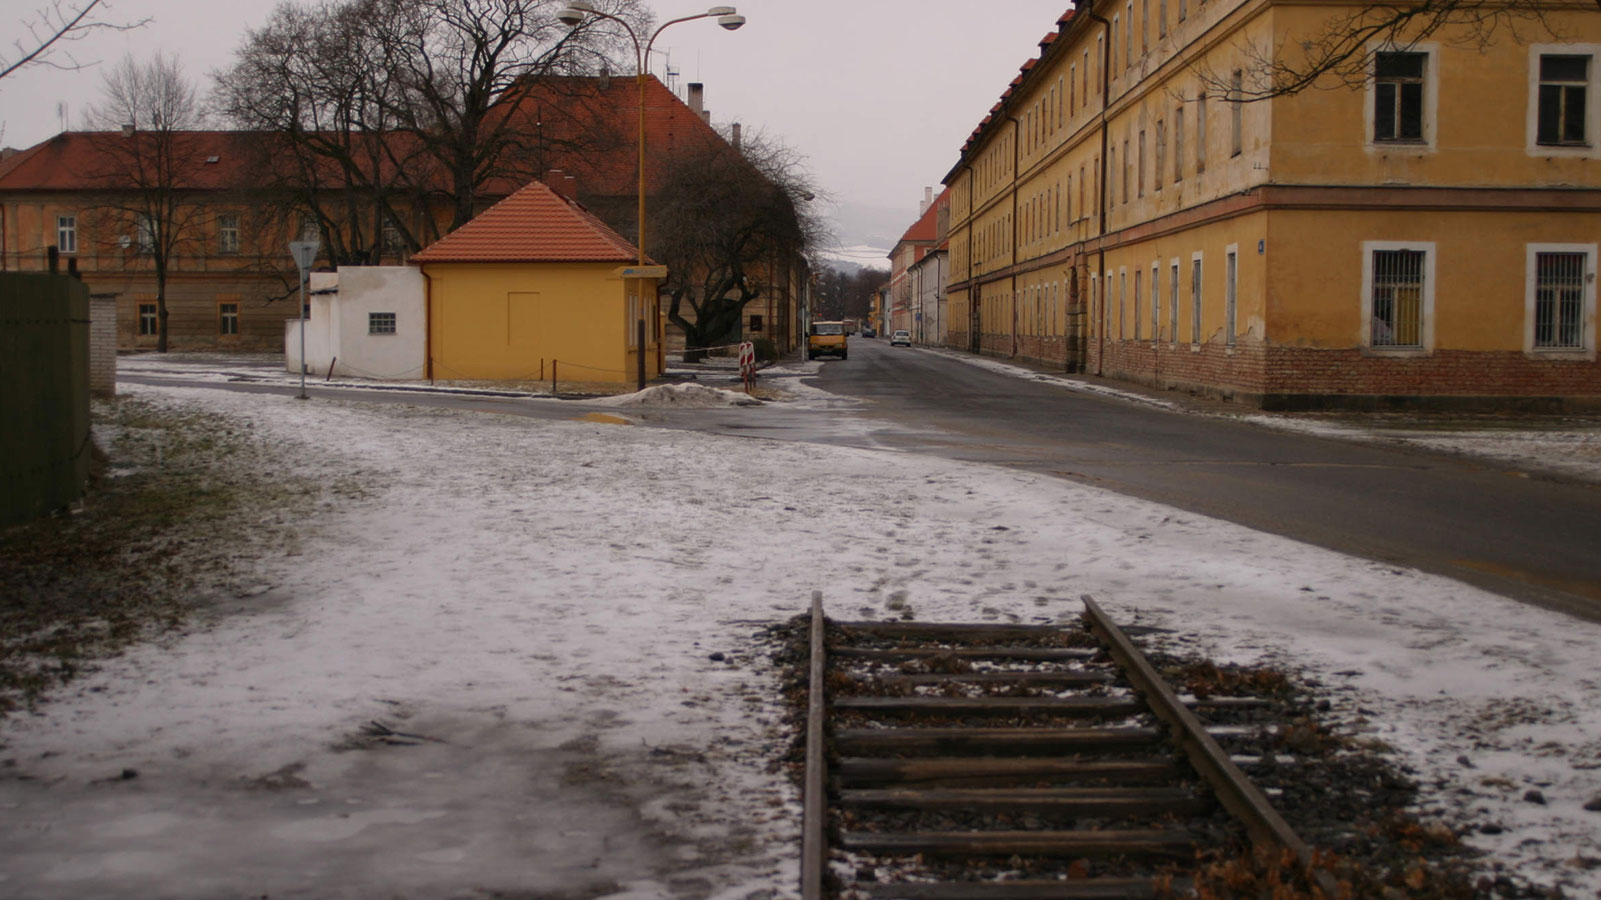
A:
[1,377,1599,898]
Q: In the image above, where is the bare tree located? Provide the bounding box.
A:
[83,53,208,352]
[1189,0,1580,101]
[214,0,649,259]
[213,0,439,266]
[815,264,887,322]
[1,0,147,81]
[651,129,824,361]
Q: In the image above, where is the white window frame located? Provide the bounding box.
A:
[1169,258,1181,344]
[1526,44,1600,158]
[1190,251,1204,347]
[217,214,240,254]
[56,215,77,254]
[1151,261,1161,344]
[1224,243,1239,347]
[1524,242,1597,359]
[1360,240,1437,355]
[1364,43,1440,151]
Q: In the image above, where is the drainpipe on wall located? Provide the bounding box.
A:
[1085,0,1113,378]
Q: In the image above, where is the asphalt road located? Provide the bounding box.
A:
[809,339,1601,623]
[124,346,1601,622]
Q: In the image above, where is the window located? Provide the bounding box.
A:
[219,302,239,336]
[1196,93,1207,172]
[1109,147,1117,207]
[750,314,764,333]
[299,217,320,242]
[56,215,77,254]
[1112,16,1121,73]
[1374,51,1426,142]
[1071,63,1077,113]
[1169,260,1180,340]
[1538,54,1590,145]
[1179,0,1187,20]
[1363,243,1434,350]
[1151,262,1160,342]
[138,303,158,336]
[1230,70,1244,156]
[1155,120,1165,192]
[1123,138,1132,203]
[1159,0,1167,37]
[1134,268,1143,339]
[1119,269,1127,339]
[136,214,155,253]
[1125,2,1134,68]
[1527,245,1596,353]
[1142,0,1150,52]
[382,219,405,255]
[217,214,240,254]
[369,312,397,335]
[1174,106,1185,181]
[1190,254,1203,344]
[1224,246,1238,346]
[1138,130,1146,197]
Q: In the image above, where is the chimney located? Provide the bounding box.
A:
[545,169,579,200]
[920,186,933,216]
[731,122,742,151]
[688,83,704,118]
[598,64,610,90]
[121,123,134,137]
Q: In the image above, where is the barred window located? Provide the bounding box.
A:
[1534,252,1587,349]
[1371,249,1426,348]
[369,312,397,335]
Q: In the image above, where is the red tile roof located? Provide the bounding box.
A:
[487,74,726,198]
[0,131,273,191]
[896,188,948,247]
[411,178,644,264]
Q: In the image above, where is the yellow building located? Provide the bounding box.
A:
[945,1,1601,408]
[412,180,662,384]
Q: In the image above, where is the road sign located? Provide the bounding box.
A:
[738,341,756,392]
[289,240,319,272]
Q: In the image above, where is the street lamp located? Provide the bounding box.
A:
[555,3,745,383]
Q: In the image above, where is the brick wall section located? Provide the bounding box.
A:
[1262,348,1601,406]
[88,296,117,397]
[1083,338,1601,407]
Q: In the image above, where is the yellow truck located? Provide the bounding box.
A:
[808,321,848,360]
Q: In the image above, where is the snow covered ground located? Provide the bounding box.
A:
[2,370,1599,898]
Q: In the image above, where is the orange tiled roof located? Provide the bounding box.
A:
[0,131,272,191]
[896,187,948,246]
[411,178,644,264]
[487,74,726,198]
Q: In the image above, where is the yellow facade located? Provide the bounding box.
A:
[944,0,1601,406]
[423,263,661,384]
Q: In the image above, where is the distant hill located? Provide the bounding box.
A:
[817,244,889,274]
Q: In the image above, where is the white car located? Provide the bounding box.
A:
[890,330,911,346]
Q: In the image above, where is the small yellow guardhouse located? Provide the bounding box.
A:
[412,179,663,384]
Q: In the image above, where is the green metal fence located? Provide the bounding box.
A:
[1,272,91,527]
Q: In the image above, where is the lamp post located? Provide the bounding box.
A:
[555,2,745,382]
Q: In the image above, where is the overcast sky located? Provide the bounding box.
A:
[1,0,1071,253]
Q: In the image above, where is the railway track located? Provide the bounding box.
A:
[799,592,1340,899]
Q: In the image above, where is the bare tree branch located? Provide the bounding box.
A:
[1183,0,1576,101]
[1,0,149,81]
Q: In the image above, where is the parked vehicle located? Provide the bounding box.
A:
[808,321,848,360]
[890,330,911,346]
[863,327,876,338]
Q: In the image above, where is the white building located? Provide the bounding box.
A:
[286,267,426,380]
